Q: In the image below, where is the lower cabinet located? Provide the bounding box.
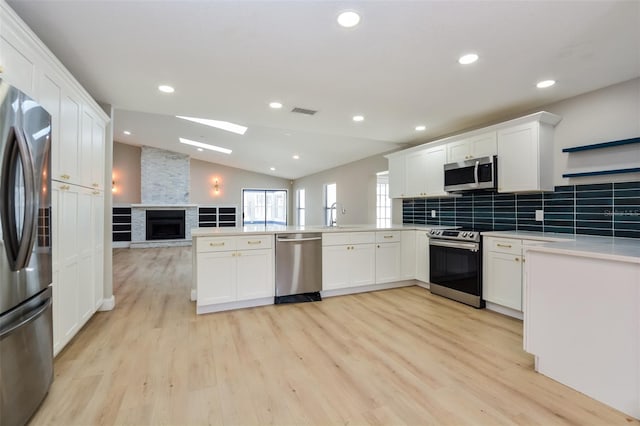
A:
[196,235,274,312]
[415,230,430,283]
[400,230,416,280]
[322,232,375,290]
[375,231,401,284]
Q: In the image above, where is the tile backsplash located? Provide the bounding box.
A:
[402,181,640,238]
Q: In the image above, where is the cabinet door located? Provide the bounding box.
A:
[77,188,94,324]
[50,187,62,355]
[415,231,429,283]
[350,244,376,287]
[388,155,406,198]
[405,150,429,197]
[236,249,273,300]
[425,146,447,196]
[197,251,236,305]
[447,140,471,163]
[79,110,93,188]
[57,184,80,345]
[322,245,351,290]
[484,251,523,310]
[375,242,401,284]
[470,132,497,159]
[497,122,539,193]
[0,22,36,96]
[92,192,104,309]
[91,120,106,190]
[59,92,80,184]
[401,230,416,280]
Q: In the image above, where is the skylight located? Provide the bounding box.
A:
[176,115,247,135]
[179,137,232,154]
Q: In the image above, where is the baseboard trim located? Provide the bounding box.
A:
[196,297,273,315]
[99,295,116,311]
[485,302,523,320]
[190,288,197,302]
[321,280,415,298]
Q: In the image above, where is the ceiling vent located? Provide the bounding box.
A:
[291,107,318,116]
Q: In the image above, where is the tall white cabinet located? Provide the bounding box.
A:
[1,2,109,356]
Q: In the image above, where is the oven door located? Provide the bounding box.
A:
[429,239,481,298]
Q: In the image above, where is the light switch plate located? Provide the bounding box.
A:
[431,210,436,218]
[535,209,544,222]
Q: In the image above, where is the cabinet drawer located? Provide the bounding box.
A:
[237,235,272,250]
[198,237,236,253]
[323,232,351,246]
[351,232,375,245]
[486,238,522,255]
[376,231,401,243]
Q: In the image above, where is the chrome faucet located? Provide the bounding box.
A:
[329,202,344,227]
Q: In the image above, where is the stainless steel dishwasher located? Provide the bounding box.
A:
[275,233,323,304]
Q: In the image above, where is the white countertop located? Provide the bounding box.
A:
[482,230,640,264]
[191,223,453,237]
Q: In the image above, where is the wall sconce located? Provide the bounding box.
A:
[212,178,221,195]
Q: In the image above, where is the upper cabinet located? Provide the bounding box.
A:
[497,115,559,193]
[386,112,561,198]
[447,131,497,163]
[388,145,449,198]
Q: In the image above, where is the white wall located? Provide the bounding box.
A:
[292,154,390,226]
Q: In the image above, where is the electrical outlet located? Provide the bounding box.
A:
[535,209,544,222]
[431,210,437,218]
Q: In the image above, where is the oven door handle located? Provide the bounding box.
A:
[429,239,479,252]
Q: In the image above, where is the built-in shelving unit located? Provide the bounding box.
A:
[112,207,132,242]
[562,136,640,153]
[562,136,640,179]
[197,206,237,228]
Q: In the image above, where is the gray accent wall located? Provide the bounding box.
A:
[141,146,190,204]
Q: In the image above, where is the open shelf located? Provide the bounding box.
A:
[562,167,640,178]
[562,137,640,153]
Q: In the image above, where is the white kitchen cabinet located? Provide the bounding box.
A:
[375,231,402,283]
[322,232,376,290]
[387,154,406,198]
[401,230,416,280]
[0,14,36,96]
[91,120,106,190]
[404,149,429,197]
[92,190,104,309]
[77,187,95,324]
[58,92,80,184]
[484,250,523,310]
[415,230,430,283]
[497,118,557,193]
[447,131,497,163]
[196,235,274,312]
[424,145,448,197]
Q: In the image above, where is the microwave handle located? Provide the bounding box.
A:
[474,160,479,185]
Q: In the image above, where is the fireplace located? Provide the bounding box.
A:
[146,210,186,240]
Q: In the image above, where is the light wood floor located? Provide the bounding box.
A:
[31,246,637,425]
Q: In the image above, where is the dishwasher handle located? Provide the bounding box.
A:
[276,236,322,242]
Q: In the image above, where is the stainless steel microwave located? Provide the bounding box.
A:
[444,156,497,192]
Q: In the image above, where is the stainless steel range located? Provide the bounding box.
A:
[428,229,484,308]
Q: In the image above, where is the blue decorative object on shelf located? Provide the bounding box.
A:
[562,136,640,153]
[562,167,640,178]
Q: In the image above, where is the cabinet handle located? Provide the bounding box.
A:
[92,183,99,188]
[209,242,225,247]
[92,190,100,195]
[497,243,512,248]
[247,240,262,245]
[522,258,526,263]
[60,174,70,180]
[377,245,380,248]
[515,257,520,262]
[59,185,70,191]
[383,235,393,239]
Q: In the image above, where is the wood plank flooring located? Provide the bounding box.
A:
[30,246,638,425]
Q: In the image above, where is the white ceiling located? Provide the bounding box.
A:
[9,0,640,179]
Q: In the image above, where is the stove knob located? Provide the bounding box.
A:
[462,232,468,237]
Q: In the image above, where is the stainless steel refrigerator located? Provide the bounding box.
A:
[0,80,53,426]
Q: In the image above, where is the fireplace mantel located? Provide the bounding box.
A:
[131,204,198,209]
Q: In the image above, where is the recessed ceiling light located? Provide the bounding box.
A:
[337,10,360,28]
[179,137,232,155]
[269,101,283,109]
[458,53,479,65]
[123,130,131,135]
[158,85,175,93]
[197,148,203,152]
[415,125,426,131]
[270,167,276,171]
[293,154,300,160]
[536,79,556,89]
[176,115,247,135]
[353,115,364,122]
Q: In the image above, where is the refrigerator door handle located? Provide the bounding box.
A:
[0,125,37,271]
[0,296,51,340]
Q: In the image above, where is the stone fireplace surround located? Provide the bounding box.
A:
[130,204,198,248]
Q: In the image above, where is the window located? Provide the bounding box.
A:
[324,183,336,226]
[376,171,391,227]
[296,188,306,226]
[242,189,287,226]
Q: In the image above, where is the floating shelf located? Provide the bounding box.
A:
[562,167,640,178]
[562,137,640,153]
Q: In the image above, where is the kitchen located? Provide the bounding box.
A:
[1,1,639,425]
